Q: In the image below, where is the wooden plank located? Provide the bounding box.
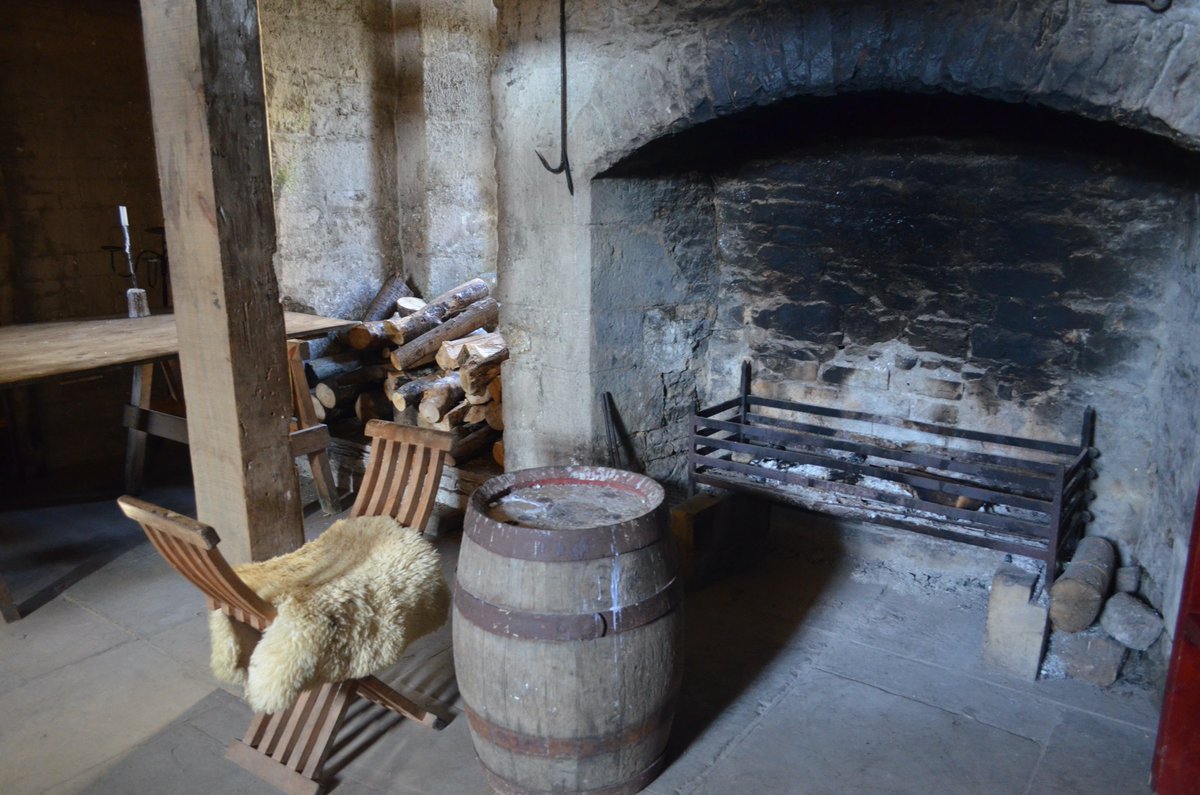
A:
[0,312,350,389]
[122,405,190,445]
[287,341,339,514]
[140,0,301,564]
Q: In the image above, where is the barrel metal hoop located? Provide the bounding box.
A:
[464,505,666,562]
[477,752,669,795]
[454,578,680,642]
[464,699,674,760]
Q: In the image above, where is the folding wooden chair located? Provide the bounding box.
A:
[115,424,454,795]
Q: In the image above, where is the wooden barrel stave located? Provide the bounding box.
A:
[457,617,682,791]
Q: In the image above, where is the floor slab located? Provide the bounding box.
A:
[0,639,216,795]
[689,666,1045,795]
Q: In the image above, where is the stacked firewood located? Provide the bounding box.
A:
[304,273,507,468]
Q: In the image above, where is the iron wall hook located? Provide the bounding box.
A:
[535,0,573,195]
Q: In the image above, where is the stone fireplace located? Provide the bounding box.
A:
[493,1,1200,638]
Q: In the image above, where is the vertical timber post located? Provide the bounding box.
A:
[139,0,303,563]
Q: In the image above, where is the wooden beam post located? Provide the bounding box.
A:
[139,0,303,563]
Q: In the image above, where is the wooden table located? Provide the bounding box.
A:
[0,311,351,388]
[0,311,353,622]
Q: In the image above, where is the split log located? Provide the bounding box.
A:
[390,297,499,371]
[346,317,399,351]
[418,378,467,423]
[382,372,405,402]
[304,353,363,387]
[492,439,505,469]
[390,372,459,412]
[436,330,496,370]
[355,389,392,423]
[421,400,469,432]
[465,389,492,406]
[1049,536,1116,633]
[396,296,427,317]
[446,424,497,467]
[460,345,509,395]
[484,401,504,430]
[315,379,363,410]
[334,365,392,387]
[384,277,491,345]
[362,272,413,322]
[458,333,507,365]
[464,403,489,424]
[487,377,502,404]
[311,395,352,424]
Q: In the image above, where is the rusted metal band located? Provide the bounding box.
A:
[454,578,680,642]
[478,752,668,795]
[465,698,674,760]
[466,467,666,561]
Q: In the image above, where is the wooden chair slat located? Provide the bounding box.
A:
[411,448,446,530]
[274,691,317,766]
[300,682,355,780]
[244,712,271,747]
[367,439,400,521]
[259,710,290,758]
[289,684,334,773]
[364,418,454,450]
[396,445,428,527]
[381,442,416,519]
[351,438,392,518]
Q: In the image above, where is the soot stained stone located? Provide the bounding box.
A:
[1062,255,1129,297]
[1079,333,1141,371]
[969,267,1061,300]
[843,305,905,343]
[755,243,819,276]
[992,299,1091,339]
[905,316,970,357]
[819,281,867,306]
[753,302,841,340]
[970,325,1055,369]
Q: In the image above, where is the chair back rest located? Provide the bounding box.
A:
[350,420,453,530]
[116,495,275,630]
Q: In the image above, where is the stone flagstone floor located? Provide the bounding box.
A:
[0,489,1159,795]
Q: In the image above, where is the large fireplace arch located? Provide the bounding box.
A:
[492,0,1200,632]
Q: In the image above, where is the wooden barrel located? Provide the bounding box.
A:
[453,466,682,795]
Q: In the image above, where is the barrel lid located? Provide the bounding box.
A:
[466,466,665,561]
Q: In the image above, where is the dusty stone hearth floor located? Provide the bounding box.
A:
[1,485,1157,795]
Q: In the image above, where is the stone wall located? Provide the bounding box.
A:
[261,0,497,317]
[493,0,1200,635]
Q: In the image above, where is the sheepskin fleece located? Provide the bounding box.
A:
[208,515,450,715]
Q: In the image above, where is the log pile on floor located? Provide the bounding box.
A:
[303,274,505,469]
[1039,536,1166,686]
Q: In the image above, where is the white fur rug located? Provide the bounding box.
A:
[208,515,450,715]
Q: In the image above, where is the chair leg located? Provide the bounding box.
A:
[358,675,446,730]
[226,680,357,795]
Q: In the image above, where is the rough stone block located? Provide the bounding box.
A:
[983,565,1048,680]
[1053,627,1127,687]
[1099,592,1164,651]
[1114,566,1140,594]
